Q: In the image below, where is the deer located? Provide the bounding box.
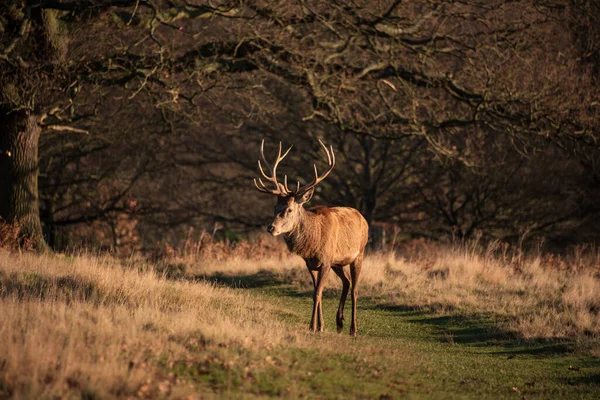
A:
[253,139,369,336]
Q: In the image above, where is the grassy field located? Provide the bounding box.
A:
[1,241,599,399]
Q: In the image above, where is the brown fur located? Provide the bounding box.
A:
[311,205,332,216]
[285,206,368,266]
[280,202,369,336]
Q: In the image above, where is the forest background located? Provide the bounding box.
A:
[1,0,599,253]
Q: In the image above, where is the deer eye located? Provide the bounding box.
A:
[286,208,292,214]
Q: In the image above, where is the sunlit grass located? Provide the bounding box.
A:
[1,238,599,398]
[185,238,600,345]
[0,250,295,398]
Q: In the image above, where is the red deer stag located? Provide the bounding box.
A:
[253,139,369,336]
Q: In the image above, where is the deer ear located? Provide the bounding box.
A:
[295,188,314,205]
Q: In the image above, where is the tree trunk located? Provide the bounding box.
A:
[0,107,47,250]
[363,193,376,228]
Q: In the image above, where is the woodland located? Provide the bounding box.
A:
[1,0,599,252]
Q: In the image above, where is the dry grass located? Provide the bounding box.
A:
[182,236,600,345]
[157,232,292,263]
[155,233,302,279]
[0,250,297,398]
[359,241,600,343]
[1,236,599,397]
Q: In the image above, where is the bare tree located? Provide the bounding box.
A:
[2,0,599,250]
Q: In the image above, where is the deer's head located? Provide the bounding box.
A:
[253,139,335,236]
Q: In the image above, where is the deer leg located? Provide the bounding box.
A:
[310,264,331,332]
[349,255,363,337]
[307,267,319,332]
[332,266,351,333]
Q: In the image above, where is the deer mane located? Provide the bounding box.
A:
[284,210,324,259]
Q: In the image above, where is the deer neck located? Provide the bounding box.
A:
[283,208,322,259]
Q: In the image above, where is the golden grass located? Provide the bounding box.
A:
[359,243,600,342]
[1,237,599,397]
[0,250,296,398]
[183,237,600,344]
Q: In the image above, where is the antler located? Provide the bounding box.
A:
[253,139,335,196]
[253,140,296,196]
[296,139,335,196]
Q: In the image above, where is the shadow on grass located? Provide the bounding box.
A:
[191,270,315,297]
[190,270,584,357]
[370,303,432,318]
[363,303,513,346]
[374,303,582,355]
[0,270,100,303]
[190,270,283,289]
[561,374,600,387]
[370,304,584,357]
[191,271,335,299]
[493,343,576,356]
[411,314,513,345]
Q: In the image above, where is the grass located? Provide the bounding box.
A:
[0,239,599,398]
[184,237,600,345]
[235,284,599,399]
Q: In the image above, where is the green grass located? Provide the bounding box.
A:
[159,274,600,399]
